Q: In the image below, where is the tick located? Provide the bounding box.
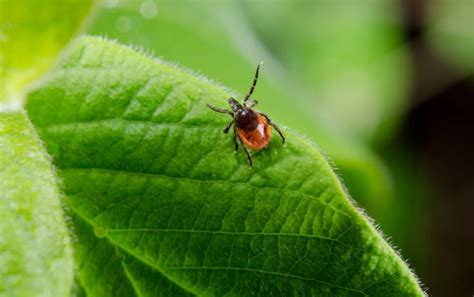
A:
[207,62,285,166]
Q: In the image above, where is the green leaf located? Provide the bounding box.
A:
[88,0,394,219]
[0,0,94,104]
[25,36,424,296]
[0,112,73,297]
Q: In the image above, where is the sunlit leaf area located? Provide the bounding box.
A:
[1,0,472,296]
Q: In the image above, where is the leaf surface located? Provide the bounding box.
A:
[25,36,424,297]
[0,112,73,297]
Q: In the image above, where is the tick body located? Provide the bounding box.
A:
[237,113,271,150]
[207,62,285,166]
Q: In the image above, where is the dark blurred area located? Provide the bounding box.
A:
[404,78,474,296]
[395,0,474,296]
[87,0,473,296]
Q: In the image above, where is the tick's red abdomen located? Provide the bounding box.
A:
[237,114,271,150]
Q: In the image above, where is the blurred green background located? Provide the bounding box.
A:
[86,1,473,296]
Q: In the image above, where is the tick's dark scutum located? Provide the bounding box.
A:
[235,109,258,131]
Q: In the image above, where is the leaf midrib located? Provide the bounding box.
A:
[37,118,228,130]
[61,167,351,222]
[106,227,358,251]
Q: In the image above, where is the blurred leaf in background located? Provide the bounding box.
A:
[240,0,411,146]
[427,0,474,73]
[0,1,95,296]
[88,0,402,222]
[0,0,95,105]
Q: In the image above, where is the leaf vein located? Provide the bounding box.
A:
[107,228,363,251]
[165,266,367,296]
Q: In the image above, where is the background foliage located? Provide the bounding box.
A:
[0,0,93,105]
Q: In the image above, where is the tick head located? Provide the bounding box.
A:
[228,97,243,113]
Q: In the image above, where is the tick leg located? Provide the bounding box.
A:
[243,62,263,103]
[223,121,234,133]
[245,99,258,108]
[207,104,233,116]
[233,127,239,151]
[259,112,285,144]
[237,133,253,166]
